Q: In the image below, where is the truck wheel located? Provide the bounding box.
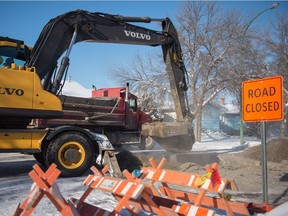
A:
[45,132,95,177]
[139,136,156,150]
[105,131,122,148]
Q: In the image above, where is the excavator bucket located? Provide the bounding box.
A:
[141,122,195,152]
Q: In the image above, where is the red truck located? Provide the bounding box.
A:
[36,84,158,150]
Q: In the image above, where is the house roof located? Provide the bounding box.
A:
[207,102,240,114]
[222,103,240,114]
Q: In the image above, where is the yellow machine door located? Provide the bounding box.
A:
[0,67,34,110]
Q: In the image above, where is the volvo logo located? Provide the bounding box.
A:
[124,30,151,40]
[0,87,24,96]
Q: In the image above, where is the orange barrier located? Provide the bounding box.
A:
[72,165,215,216]
[12,164,77,216]
[11,158,263,216]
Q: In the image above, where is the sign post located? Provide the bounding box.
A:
[242,76,284,202]
[261,121,268,202]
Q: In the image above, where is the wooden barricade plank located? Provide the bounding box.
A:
[122,167,216,216]
[73,165,147,215]
[141,166,227,193]
[157,186,249,215]
[74,165,109,209]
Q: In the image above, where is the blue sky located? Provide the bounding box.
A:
[1,1,287,89]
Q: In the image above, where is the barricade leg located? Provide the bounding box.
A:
[73,165,109,209]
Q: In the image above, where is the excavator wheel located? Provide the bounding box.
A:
[33,152,46,166]
[33,142,48,166]
[45,132,95,177]
[155,128,195,153]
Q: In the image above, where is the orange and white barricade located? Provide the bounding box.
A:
[72,165,215,216]
[12,163,77,216]
[11,159,273,216]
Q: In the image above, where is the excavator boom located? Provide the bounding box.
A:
[27,10,189,121]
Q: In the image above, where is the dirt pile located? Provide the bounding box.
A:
[240,138,288,163]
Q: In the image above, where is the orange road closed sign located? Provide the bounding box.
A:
[242,76,284,122]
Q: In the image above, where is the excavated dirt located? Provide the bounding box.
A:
[217,138,288,204]
[239,138,288,163]
[135,138,288,205]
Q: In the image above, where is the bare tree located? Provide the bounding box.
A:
[265,13,288,137]
[111,2,246,142]
[111,2,286,141]
[226,11,288,138]
[176,2,243,141]
[110,51,171,110]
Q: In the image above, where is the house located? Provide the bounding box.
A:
[202,102,240,135]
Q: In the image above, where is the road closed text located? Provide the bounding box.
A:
[245,87,280,113]
[245,101,279,113]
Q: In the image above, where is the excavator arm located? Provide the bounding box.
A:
[27,10,189,120]
[27,10,195,152]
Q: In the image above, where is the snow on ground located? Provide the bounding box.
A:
[128,130,261,156]
[193,130,261,153]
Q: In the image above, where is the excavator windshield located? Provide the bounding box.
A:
[0,44,25,67]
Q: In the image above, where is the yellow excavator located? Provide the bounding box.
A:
[0,10,194,177]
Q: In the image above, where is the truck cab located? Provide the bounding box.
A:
[92,87,153,129]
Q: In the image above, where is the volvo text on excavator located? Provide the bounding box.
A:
[0,10,195,177]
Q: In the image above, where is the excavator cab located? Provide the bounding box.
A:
[0,37,62,129]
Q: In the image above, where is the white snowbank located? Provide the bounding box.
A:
[60,80,92,98]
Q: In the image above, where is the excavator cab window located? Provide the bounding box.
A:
[3,57,14,67]
[0,46,26,67]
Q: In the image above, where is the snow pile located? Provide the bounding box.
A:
[60,80,92,98]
